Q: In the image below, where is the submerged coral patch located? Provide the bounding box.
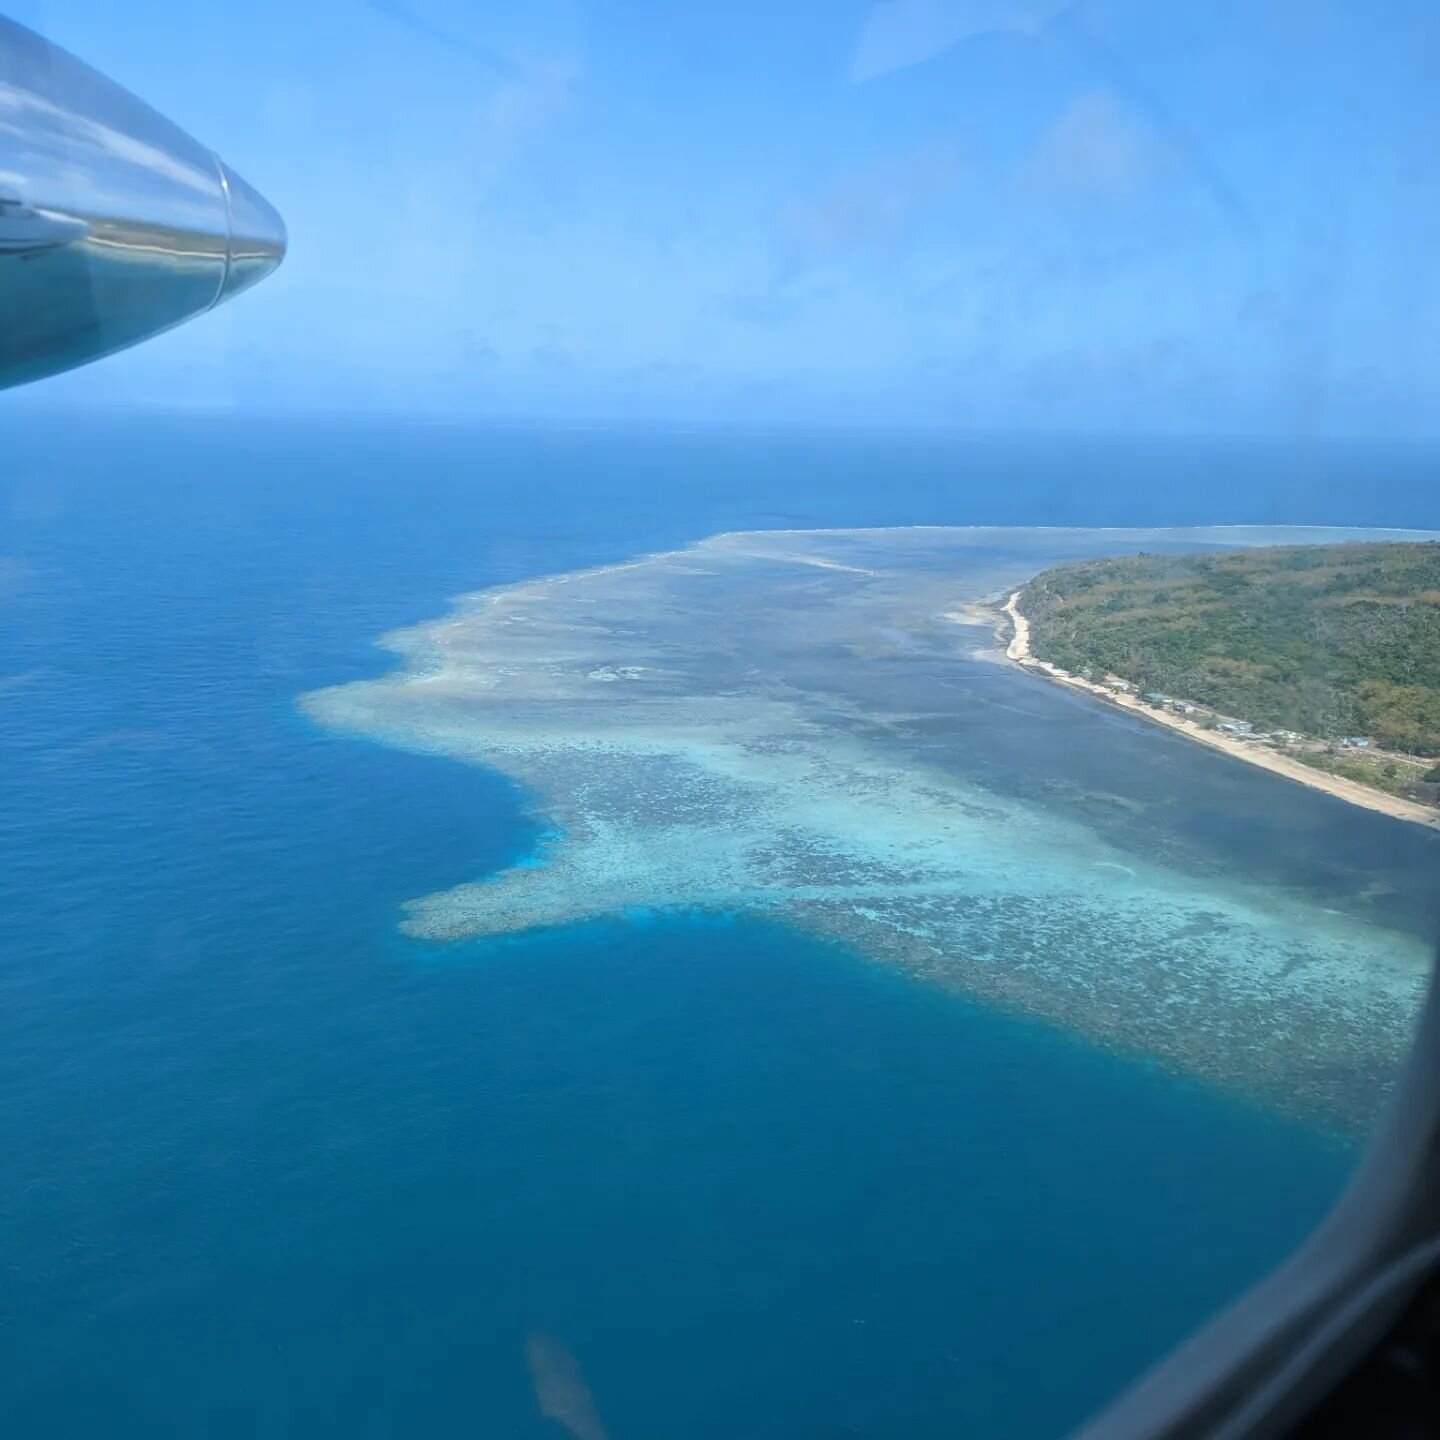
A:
[302,526,1439,1128]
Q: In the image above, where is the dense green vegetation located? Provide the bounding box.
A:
[1020,542,1440,756]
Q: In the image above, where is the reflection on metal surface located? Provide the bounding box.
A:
[0,192,91,256]
[0,16,285,389]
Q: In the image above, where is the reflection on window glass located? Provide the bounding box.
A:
[0,2,1435,1437]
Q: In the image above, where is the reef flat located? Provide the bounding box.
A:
[302,526,1440,1129]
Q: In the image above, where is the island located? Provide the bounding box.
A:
[303,525,1440,1130]
[1010,541,1440,829]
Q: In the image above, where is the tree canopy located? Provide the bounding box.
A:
[1020,542,1440,756]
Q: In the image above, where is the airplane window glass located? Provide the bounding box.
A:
[0,3,1435,1437]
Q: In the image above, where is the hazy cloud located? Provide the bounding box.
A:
[457,329,499,364]
[487,57,576,149]
[1022,90,1161,198]
[359,4,579,198]
[849,3,1249,226]
[467,55,578,193]
[715,140,962,326]
[713,289,808,329]
[1053,16,1250,227]
[776,139,962,275]
[850,0,1070,83]
[532,328,577,369]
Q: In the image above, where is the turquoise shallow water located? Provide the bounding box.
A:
[303,523,1436,1127]
[0,414,1432,1437]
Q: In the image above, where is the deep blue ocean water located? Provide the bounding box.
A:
[2,413,1436,1439]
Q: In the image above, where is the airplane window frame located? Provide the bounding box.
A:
[1079,958,1440,1438]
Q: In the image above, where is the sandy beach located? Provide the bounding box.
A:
[1000,590,1440,830]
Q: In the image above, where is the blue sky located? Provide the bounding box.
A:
[10,0,1440,435]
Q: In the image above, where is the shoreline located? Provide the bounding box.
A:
[1000,590,1440,831]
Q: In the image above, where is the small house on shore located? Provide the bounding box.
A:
[1218,721,1254,735]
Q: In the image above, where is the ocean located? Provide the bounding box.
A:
[1,412,1435,1439]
